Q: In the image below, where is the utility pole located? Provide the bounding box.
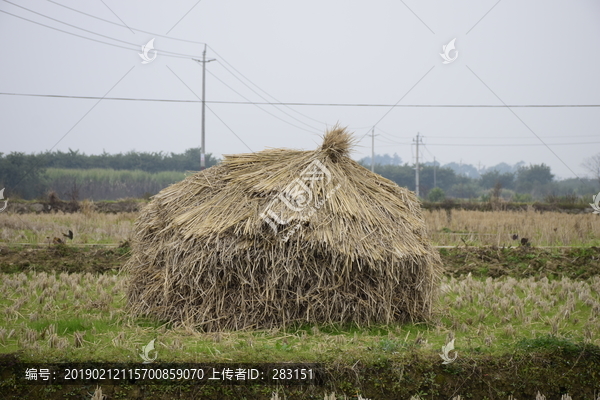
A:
[433,156,437,188]
[371,128,375,172]
[414,133,422,197]
[193,45,215,170]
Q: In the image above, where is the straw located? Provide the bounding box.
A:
[123,126,442,331]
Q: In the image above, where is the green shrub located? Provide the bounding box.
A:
[427,187,446,202]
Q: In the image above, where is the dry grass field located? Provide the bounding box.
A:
[426,209,600,247]
[0,209,597,247]
[0,211,135,245]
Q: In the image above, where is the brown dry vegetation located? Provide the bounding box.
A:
[426,208,600,246]
[0,211,135,244]
[125,128,442,330]
[1,209,598,247]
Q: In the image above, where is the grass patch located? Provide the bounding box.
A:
[1,271,600,399]
[1,272,599,365]
[516,334,586,353]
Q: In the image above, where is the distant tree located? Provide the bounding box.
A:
[551,177,597,198]
[418,166,458,192]
[448,182,480,199]
[582,153,600,188]
[374,164,414,189]
[491,181,503,200]
[480,170,515,190]
[361,163,459,194]
[443,162,480,179]
[483,161,525,175]
[40,148,219,172]
[515,164,554,193]
[427,187,445,202]
[359,153,402,166]
[513,193,533,202]
[0,152,47,199]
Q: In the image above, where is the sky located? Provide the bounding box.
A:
[1,0,599,179]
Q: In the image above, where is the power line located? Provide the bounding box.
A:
[375,127,405,137]
[371,141,600,147]
[424,142,600,147]
[209,46,329,126]
[466,65,580,179]
[31,0,329,129]
[358,65,436,144]
[0,8,202,60]
[422,143,439,163]
[210,62,322,132]
[378,131,410,142]
[166,64,254,155]
[1,93,598,108]
[380,131,600,141]
[4,2,598,158]
[423,134,600,139]
[3,92,597,145]
[46,0,205,44]
[376,136,409,145]
[205,104,253,153]
[206,70,321,134]
[3,1,145,47]
[0,92,201,102]
[0,92,600,108]
[44,0,331,131]
[10,0,327,131]
[9,65,135,191]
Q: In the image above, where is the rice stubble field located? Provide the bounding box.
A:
[0,209,599,399]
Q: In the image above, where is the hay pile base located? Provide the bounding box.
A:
[124,127,442,331]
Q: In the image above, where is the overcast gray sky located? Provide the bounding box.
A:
[1,0,599,179]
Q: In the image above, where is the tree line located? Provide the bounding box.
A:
[0,148,218,199]
[362,162,597,203]
[41,148,219,172]
[0,148,597,201]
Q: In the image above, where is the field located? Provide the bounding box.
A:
[1,209,599,399]
[427,209,600,247]
[44,168,187,201]
[1,208,599,247]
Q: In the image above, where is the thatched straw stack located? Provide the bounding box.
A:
[124,127,442,331]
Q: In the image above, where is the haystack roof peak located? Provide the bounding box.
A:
[319,125,355,161]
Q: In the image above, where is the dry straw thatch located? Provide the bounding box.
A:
[124,127,442,331]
